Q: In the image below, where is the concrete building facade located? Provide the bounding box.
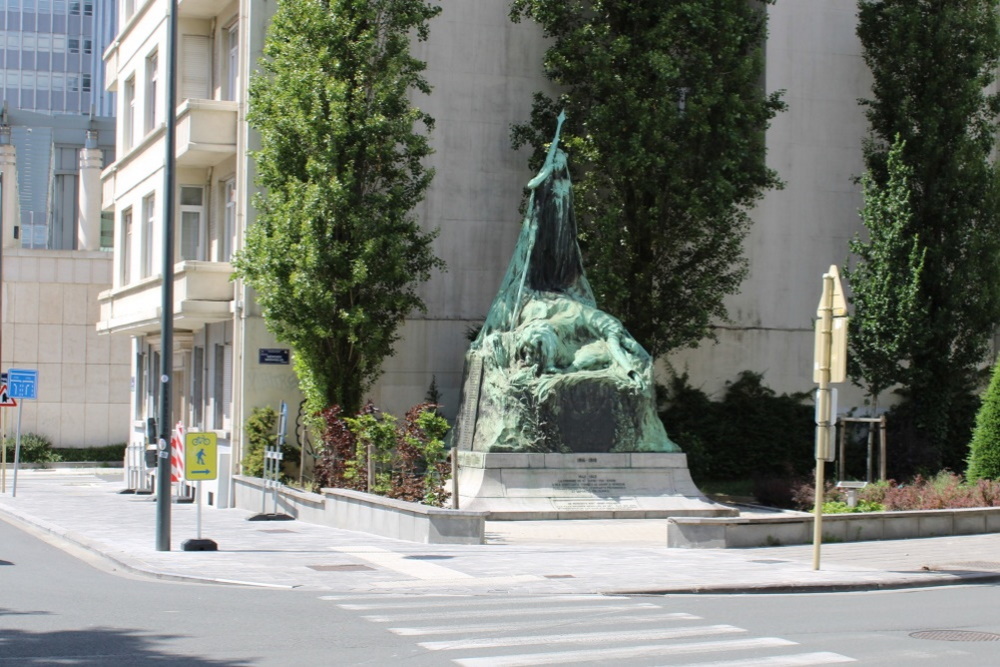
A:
[100,0,877,504]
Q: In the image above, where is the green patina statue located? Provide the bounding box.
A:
[458,113,680,454]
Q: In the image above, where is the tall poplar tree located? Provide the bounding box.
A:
[236,0,444,415]
[510,0,785,358]
[857,0,1000,466]
[845,136,926,412]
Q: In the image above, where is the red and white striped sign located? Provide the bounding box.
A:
[170,422,185,482]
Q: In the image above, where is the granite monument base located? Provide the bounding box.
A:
[456,452,738,520]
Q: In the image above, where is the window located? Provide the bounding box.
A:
[213,343,231,430]
[51,73,64,91]
[82,74,90,92]
[225,22,239,101]
[52,34,66,53]
[179,186,204,260]
[123,76,135,150]
[22,33,36,50]
[181,34,210,99]
[191,346,204,429]
[37,72,49,91]
[145,51,158,132]
[121,207,133,284]
[37,34,51,52]
[141,194,155,278]
[69,37,79,53]
[222,178,235,261]
[100,211,114,251]
[134,350,145,416]
[84,38,92,55]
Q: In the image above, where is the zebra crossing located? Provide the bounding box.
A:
[319,593,856,666]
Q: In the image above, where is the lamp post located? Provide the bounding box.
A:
[155,0,179,552]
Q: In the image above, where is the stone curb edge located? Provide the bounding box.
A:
[607,571,1000,596]
[0,504,296,590]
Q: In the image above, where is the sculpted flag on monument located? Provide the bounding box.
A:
[454,112,680,455]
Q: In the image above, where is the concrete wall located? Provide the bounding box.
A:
[2,248,130,447]
[667,1,872,408]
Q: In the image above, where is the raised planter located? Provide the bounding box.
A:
[668,507,1000,548]
[233,476,486,545]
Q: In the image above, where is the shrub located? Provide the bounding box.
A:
[241,406,277,479]
[9,433,62,464]
[52,444,128,462]
[792,471,1000,512]
[967,360,1000,481]
[659,371,814,482]
[314,402,451,507]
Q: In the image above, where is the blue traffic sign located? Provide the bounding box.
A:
[8,368,38,400]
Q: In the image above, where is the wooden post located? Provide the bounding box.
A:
[879,415,888,481]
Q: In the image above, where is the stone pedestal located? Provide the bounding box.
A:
[456,451,737,520]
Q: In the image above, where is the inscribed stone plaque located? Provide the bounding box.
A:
[455,356,484,451]
[551,497,641,511]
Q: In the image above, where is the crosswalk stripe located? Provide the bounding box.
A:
[364,603,655,623]
[420,624,745,651]
[666,651,856,666]
[453,637,798,666]
[339,594,624,610]
[391,612,701,637]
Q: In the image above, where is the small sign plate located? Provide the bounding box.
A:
[258,348,290,365]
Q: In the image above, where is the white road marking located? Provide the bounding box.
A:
[667,652,857,666]
[420,624,745,651]
[331,546,544,585]
[453,637,799,666]
[363,603,656,623]
[390,612,701,636]
[339,594,621,610]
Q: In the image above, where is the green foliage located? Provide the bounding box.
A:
[968,360,1000,481]
[314,402,452,506]
[821,500,886,514]
[236,0,445,415]
[856,0,1000,458]
[845,136,926,409]
[9,433,61,464]
[659,371,814,482]
[794,472,1000,511]
[52,444,128,462]
[241,406,278,478]
[510,0,785,358]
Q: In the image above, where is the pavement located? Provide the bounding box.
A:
[3,468,1000,595]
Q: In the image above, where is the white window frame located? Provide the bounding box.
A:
[123,76,135,150]
[141,194,155,279]
[145,51,158,133]
[179,185,205,261]
[225,21,239,101]
[121,207,133,285]
[222,178,236,261]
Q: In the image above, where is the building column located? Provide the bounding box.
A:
[77,130,104,251]
[0,126,18,249]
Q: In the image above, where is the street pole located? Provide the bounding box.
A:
[813,272,834,571]
[155,0,179,551]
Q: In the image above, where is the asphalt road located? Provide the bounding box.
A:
[3,516,999,665]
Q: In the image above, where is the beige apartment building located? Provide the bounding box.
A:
[99,0,874,506]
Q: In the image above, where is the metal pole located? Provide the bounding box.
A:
[451,447,459,509]
[813,272,834,571]
[879,416,887,481]
[837,419,846,482]
[155,0,179,551]
[196,480,203,540]
[12,401,21,497]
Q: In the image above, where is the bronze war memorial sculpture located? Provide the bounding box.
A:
[452,113,731,519]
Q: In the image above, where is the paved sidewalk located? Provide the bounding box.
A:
[3,468,1000,595]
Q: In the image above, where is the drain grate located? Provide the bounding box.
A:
[544,574,575,579]
[307,564,374,572]
[750,559,789,564]
[404,555,453,560]
[910,630,1000,642]
[257,529,297,534]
